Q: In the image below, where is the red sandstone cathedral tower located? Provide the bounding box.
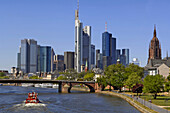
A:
[148,25,162,63]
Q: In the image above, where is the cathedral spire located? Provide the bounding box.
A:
[154,24,156,37]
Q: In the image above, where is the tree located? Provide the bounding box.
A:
[84,72,95,81]
[125,63,144,78]
[125,72,142,91]
[143,74,165,99]
[167,75,170,81]
[56,76,67,80]
[29,75,40,79]
[59,69,77,80]
[105,64,126,92]
[0,72,5,77]
[97,76,107,90]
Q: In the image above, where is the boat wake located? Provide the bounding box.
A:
[14,102,46,107]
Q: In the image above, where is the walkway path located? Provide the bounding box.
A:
[115,91,170,113]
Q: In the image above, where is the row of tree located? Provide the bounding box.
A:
[57,69,95,81]
[97,64,170,99]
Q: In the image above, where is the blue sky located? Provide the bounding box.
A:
[0,0,170,71]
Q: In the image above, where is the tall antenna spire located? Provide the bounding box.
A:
[77,0,79,17]
[167,51,168,59]
[105,22,107,32]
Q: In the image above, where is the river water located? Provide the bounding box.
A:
[0,86,140,113]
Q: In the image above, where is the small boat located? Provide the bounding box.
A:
[25,92,40,104]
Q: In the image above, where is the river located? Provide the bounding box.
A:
[0,86,140,113]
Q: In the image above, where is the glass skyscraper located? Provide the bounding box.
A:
[102,31,116,67]
[122,49,129,66]
[21,39,37,73]
[39,46,51,73]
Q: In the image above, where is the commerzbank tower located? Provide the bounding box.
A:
[74,0,94,72]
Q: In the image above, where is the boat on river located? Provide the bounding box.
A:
[25,92,40,104]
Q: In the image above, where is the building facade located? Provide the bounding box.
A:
[64,52,74,70]
[75,8,83,72]
[39,46,51,73]
[82,26,91,70]
[102,31,116,67]
[20,39,37,73]
[91,44,95,69]
[122,49,129,66]
[54,55,64,72]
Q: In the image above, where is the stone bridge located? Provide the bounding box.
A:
[0,79,100,93]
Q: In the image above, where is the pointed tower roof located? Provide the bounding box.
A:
[152,24,158,41]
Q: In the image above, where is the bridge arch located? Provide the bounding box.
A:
[61,82,95,93]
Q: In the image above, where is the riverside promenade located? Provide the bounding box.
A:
[98,91,170,113]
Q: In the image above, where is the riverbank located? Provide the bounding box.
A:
[71,87,90,92]
[97,91,158,113]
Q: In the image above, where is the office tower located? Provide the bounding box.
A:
[75,3,83,72]
[148,25,162,63]
[64,52,74,70]
[102,31,116,67]
[96,49,100,68]
[39,46,51,73]
[116,49,121,61]
[54,55,64,72]
[122,49,129,66]
[82,26,91,70]
[21,39,37,73]
[91,44,95,69]
[17,46,21,70]
[96,49,103,69]
[51,48,55,72]
[37,45,41,72]
[120,54,126,66]
[103,56,112,69]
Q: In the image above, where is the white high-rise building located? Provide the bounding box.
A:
[74,1,94,72]
[75,9,83,72]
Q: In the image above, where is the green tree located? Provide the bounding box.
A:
[56,76,67,80]
[29,75,40,79]
[0,72,5,77]
[105,64,126,92]
[97,76,107,91]
[143,74,165,99]
[125,63,144,78]
[59,69,77,80]
[125,72,142,91]
[84,72,95,81]
[167,75,170,81]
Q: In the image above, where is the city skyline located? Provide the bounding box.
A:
[1,0,170,71]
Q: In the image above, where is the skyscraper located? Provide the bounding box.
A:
[74,1,93,72]
[51,48,55,72]
[122,49,129,66]
[54,55,64,72]
[64,52,74,70]
[82,26,91,70]
[102,31,116,67]
[148,25,162,63]
[21,39,37,73]
[17,46,21,70]
[91,44,95,69]
[75,3,83,72]
[116,49,121,61]
[39,46,51,73]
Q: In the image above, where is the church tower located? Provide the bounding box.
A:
[148,25,162,63]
